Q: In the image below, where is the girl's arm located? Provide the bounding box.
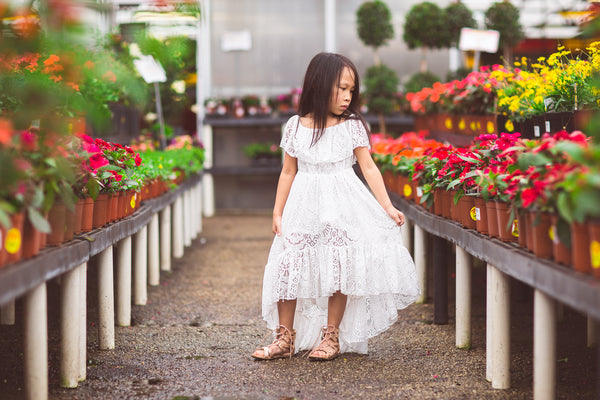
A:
[354,146,405,226]
[272,152,298,235]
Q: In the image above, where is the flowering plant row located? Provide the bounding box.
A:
[405,43,600,122]
[373,129,600,274]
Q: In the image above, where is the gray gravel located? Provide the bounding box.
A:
[0,214,596,399]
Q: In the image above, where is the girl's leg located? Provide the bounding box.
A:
[277,298,297,329]
[251,299,297,360]
[327,290,347,327]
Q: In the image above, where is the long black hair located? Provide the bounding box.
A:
[297,52,369,145]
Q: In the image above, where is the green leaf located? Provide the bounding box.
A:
[28,207,51,234]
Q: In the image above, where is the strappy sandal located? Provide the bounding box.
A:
[308,325,340,361]
[251,325,296,360]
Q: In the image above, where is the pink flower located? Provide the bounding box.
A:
[89,153,108,170]
[135,153,142,167]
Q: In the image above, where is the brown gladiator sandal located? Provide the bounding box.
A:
[251,325,296,360]
[308,325,340,361]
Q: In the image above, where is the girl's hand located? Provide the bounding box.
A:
[386,206,405,226]
[272,214,282,236]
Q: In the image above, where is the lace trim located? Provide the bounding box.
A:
[280,115,299,157]
[349,119,370,149]
[284,223,354,250]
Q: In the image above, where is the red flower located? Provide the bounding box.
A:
[89,153,108,170]
[135,153,142,167]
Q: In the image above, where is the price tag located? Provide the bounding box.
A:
[130,194,136,209]
[591,240,600,269]
[458,118,466,130]
[445,117,453,130]
[549,226,559,244]
[416,187,423,198]
[403,184,412,198]
[470,207,479,221]
[5,228,21,254]
[486,121,495,134]
[511,220,519,237]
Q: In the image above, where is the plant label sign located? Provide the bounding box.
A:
[134,55,167,84]
[459,28,500,54]
[221,30,252,52]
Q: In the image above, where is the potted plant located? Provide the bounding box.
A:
[243,142,282,166]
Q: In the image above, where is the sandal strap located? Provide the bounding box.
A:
[254,324,295,359]
[308,325,340,358]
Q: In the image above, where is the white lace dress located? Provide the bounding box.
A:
[261,115,420,354]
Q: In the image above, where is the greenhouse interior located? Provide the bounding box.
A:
[0,1,600,399]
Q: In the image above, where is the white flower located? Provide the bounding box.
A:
[129,43,143,58]
[171,80,186,94]
[144,112,158,122]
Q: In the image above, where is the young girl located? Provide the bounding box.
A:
[251,53,420,361]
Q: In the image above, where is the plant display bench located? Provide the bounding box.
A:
[0,174,202,400]
[392,192,600,400]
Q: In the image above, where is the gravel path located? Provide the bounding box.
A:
[0,214,596,399]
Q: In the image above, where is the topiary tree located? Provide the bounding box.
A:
[485,1,524,66]
[356,0,394,65]
[364,64,399,133]
[403,2,448,72]
[403,70,441,94]
[444,1,477,47]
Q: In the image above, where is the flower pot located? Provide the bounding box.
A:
[92,193,109,228]
[529,211,553,260]
[108,193,118,223]
[496,114,517,134]
[433,189,444,216]
[441,190,453,219]
[22,215,44,260]
[570,221,591,274]
[573,109,595,133]
[474,197,488,234]
[496,202,517,242]
[588,220,600,278]
[81,197,94,232]
[63,205,78,242]
[47,201,67,246]
[73,198,84,235]
[482,114,498,136]
[131,190,140,212]
[6,212,25,264]
[550,214,571,266]
[448,190,460,222]
[517,209,530,250]
[0,225,7,268]
[117,192,127,219]
[459,195,476,230]
[396,174,408,198]
[486,200,500,238]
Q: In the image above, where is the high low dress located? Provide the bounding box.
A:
[261,115,420,354]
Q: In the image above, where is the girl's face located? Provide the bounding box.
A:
[329,67,355,116]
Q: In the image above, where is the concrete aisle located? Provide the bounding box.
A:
[1,215,594,399]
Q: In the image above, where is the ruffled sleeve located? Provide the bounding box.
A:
[280,115,299,157]
[349,118,370,150]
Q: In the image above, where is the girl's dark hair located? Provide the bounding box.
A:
[297,52,370,145]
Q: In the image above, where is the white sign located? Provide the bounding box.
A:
[133,55,167,84]
[459,28,500,53]
[221,30,252,52]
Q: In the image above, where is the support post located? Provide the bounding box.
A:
[486,263,493,382]
[184,189,192,247]
[97,246,115,350]
[433,236,448,325]
[160,206,172,271]
[148,213,160,286]
[116,237,132,326]
[534,289,556,400]
[588,316,597,348]
[172,196,184,258]
[414,224,427,303]
[456,245,472,349]
[78,263,87,381]
[201,124,215,217]
[60,266,80,388]
[134,225,148,305]
[1,298,15,325]
[24,283,48,400]
[491,265,511,389]
[401,219,413,257]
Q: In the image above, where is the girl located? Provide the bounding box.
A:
[251,53,420,361]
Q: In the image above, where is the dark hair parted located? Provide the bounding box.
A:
[298,52,370,145]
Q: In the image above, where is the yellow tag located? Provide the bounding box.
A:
[469,121,477,132]
[445,117,453,130]
[130,195,136,209]
[5,228,21,254]
[487,121,495,134]
[505,120,514,132]
[458,118,466,130]
[591,240,600,269]
[548,226,557,244]
[470,206,479,221]
[403,183,412,198]
[511,219,519,237]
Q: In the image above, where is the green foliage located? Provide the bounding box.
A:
[484,1,524,49]
[364,64,399,115]
[403,71,441,94]
[356,1,395,50]
[446,67,471,82]
[243,142,282,159]
[444,2,477,47]
[403,2,449,50]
